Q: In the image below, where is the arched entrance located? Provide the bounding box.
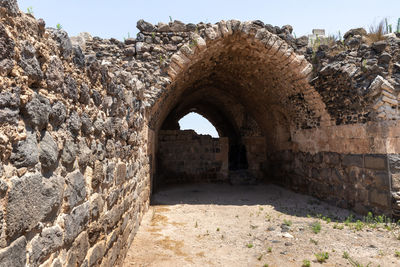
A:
[148,22,331,193]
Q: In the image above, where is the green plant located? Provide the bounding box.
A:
[263,264,269,267]
[310,238,318,245]
[247,243,253,248]
[355,220,364,231]
[267,247,272,253]
[395,251,400,257]
[302,259,311,267]
[216,227,220,232]
[151,32,156,39]
[343,251,350,259]
[283,219,292,226]
[169,16,173,22]
[26,6,33,15]
[311,221,321,234]
[257,254,263,261]
[195,221,198,228]
[397,18,400,33]
[56,23,62,30]
[315,252,329,263]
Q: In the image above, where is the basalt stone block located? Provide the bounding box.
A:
[388,154,400,173]
[0,107,19,124]
[92,160,104,189]
[39,131,58,172]
[136,19,155,32]
[6,173,63,240]
[49,29,73,59]
[391,173,400,191]
[61,140,77,168]
[79,84,90,105]
[370,189,389,207]
[30,225,63,266]
[68,110,82,135]
[115,162,126,185]
[0,24,15,60]
[10,131,39,168]
[22,94,51,130]
[0,236,26,267]
[342,154,363,168]
[65,231,89,267]
[63,202,89,244]
[323,152,340,165]
[46,56,64,91]
[64,75,78,101]
[65,170,86,210]
[19,40,43,83]
[364,155,387,170]
[50,101,66,127]
[87,240,105,267]
[0,87,20,108]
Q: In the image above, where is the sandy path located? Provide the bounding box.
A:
[123,184,400,267]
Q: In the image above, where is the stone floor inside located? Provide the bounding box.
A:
[122,183,400,267]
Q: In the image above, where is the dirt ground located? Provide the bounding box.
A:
[122,183,400,267]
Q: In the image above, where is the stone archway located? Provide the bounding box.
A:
[149,21,333,193]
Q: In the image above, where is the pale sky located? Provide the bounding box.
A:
[16,0,399,137]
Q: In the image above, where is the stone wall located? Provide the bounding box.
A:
[0,2,151,266]
[270,150,392,215]
[156,130,228,188]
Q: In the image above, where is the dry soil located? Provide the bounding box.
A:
[123,183,400,267]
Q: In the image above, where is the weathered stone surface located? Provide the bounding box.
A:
[65,231,89,267]
[136,19,155,32]
[92,160,104,189]
[364,155,387,170]
[50,101,67,127]
[86,240,105,266]
[90,193,104,220]
[80,112,93,135]
[10,131,39,168]
[63,202,89,244]
[46,56,64,91]
[6,173,63,239]
[170,20,186,32]
[39,131,58,172]
[388,154,400,173]
[49,29,73,59]
[22,94,51,130]
[79,84,90,105]
[372,41,387,53]
[0,0,19,15]
[19,40,43,83]
[30,225,63,266]
[61,139,77,168]
[0,236,26,267]
[342,154,363,168]
[68,110,82,135]
[115,162,126,185]
[65,170,86,210]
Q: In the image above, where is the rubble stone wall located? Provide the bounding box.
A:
[156,130,228,188]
